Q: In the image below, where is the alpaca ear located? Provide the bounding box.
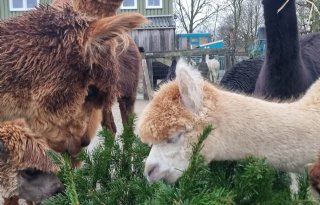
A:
[84,13,147,60]
[176,59,204,113]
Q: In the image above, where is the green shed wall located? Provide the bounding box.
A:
[0,0,52,19]
[119,0,173,16]
[1,0,173,19]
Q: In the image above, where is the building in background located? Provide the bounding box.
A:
[0,0,176,92]
[119,0,175,52]
[176,33,211,50]
[0,0,52,19]
[0,0,176,53]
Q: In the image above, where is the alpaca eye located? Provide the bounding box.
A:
[85,85,103,105]
[86,85,99,101]
[167,133,182,144]
[21,168,41,179]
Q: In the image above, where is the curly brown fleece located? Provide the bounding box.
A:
[0,119,57,199]
[52,0,143,133]
[0,5,146,155]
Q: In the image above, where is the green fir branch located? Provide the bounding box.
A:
[43,115,317,205]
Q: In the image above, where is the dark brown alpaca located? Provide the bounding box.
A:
[101,43,141,133]
[0,5,145,204]
[53,0,142,133]
[0,119,62,205]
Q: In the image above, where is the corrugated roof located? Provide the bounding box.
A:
[138,15,176,30]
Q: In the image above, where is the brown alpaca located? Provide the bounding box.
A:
[0,5,145,156]
[0,119,62,205]
[0,6,145,204]
[53,0,142,133]
[102,42,141,133]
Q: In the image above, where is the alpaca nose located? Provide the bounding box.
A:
[81,136,91,147]
[53,182,64,196]
[145,163,159,180]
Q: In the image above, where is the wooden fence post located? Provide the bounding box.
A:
[142,58,153,100]
[147,59,154,89]
[225,52,231,71]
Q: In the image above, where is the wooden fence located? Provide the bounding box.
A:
[141,48,247,100]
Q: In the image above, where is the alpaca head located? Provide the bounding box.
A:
[138,60,210,183]
[0,6,146,157]
[0,119,62,203]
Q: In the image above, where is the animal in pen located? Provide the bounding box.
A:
[205,55,220,83]
[52,0,143,134]
[219,0,320,192]
[138,60,320,183]
[221,0,320,100]
[0,4,146,203]
[0,119,62,205]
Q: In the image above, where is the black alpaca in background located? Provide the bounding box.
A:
[221,0,320,100]
[220,57,263,94]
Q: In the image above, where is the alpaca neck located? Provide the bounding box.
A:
[263,0,300,64]
[254,0,314,99]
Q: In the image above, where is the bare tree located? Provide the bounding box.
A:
[175,0,220,33]
[216,14,234,41]
[296,0,311,33]
[226,0,245,50]
[215,0,263,54]
[239,0,263,51]
[291,0,320,33]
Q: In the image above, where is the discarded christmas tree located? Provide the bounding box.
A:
[43,115,317,205]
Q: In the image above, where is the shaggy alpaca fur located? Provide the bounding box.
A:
[0,6,146,156]
[0,119,62,205]
[220,57,263,94]
[53,0,142,133]
[221,0,320,99]
[138,60,320,183]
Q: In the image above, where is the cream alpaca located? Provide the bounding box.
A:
[205,55,220,83]
[138,60,320,183]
